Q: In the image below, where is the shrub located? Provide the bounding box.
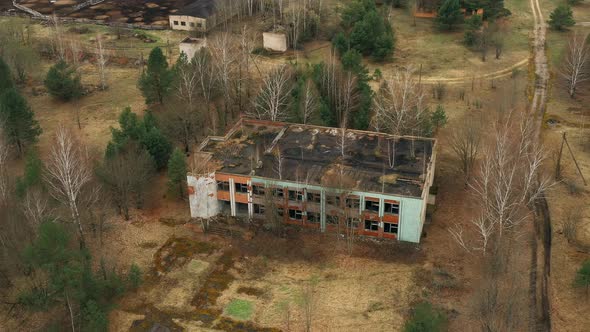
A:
[549,4,575,31]
[403,301,447,332]
[574,260,590,297]
[44,61,83,101]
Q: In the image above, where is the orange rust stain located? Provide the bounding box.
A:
[187,186,195,195]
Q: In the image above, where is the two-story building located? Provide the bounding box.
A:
[187,118,436,243]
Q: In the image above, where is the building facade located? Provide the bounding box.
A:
[187,119,436,243]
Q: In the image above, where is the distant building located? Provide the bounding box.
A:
[169,0,235,32]
[263,32,288,53]
[179,37,207,59]
[187,118,437,243]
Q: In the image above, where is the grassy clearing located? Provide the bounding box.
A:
[224,299,255,321]
[375,0,532,80]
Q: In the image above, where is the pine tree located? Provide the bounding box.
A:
[0,57,14,96]
[15,149,44,197]
[167,148,187,198]
[435,0,464,31]
[44,61,83,101]
[138,47,174,105]
[549,4,576,31]
[431,105,448,132]
[0,88,42,155]
[574,260,590,298]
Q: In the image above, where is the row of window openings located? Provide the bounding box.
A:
[252,204,398,234]
[172,20,203,28]
[220,182,400,215]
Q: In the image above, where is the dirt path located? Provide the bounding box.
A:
[528,0,551,329]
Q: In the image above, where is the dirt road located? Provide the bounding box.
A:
[528,0,551,329]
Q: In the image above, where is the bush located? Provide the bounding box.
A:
[436,0,464,31]
[127,264,142,290]
[44,61,83,101]
[574,260,590,297]
[549,4,575,31]
[403,301,447,332]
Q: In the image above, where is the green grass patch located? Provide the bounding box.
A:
[224,299,254,321]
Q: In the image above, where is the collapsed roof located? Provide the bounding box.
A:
[193,119,436,198]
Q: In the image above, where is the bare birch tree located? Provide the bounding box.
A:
[450,117,481,182]
[449,112,552,254]
[210,33,237,120]
[560,32,590,98]
[44,126,92,248]
[315,57,359,127]
[95,34,109,90]
[301,80,318,124]
[193,48,218,134]
[372,66,429,136]
[248,65,293,121]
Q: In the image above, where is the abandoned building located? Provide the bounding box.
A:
[179,37,207,59]
[187,119,437,243]
[262,31,288,53]
[168,0,234,32]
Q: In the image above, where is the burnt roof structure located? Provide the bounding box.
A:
[194,119,437,198]
[175,0,216,17]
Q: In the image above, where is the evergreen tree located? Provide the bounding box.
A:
[15,149,44,197]
[106,107,171,170]
[44,61,83,101]
[20,221,136,332]
[574,260,590,298]
[167,148,187,198]
[463,15,483,47]
[0,57,14,96]
[141,127,172,170]
[0,88,42,155]
[435,0,464,31]
[431,105,448,132]
[127,264,142,290]
[549,4,575,31]
[138,47,174,105]
[403,301,447,332]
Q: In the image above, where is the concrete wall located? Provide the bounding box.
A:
[169,15,208,31]
[187,173,219,218]
[250,177,427,243]
[263,32,288,52]
[179,39,206,60]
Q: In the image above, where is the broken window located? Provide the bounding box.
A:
[384,202,400,215]
[383,222,398,234]
[306,191,321,203]
[346,197,360,209]
[235,183,248,193]
[181,21,186,26]
[365,200,379,212]
[364,220,379,232]
[197,22,203,28]
[173,20,179,25]
[326,195,341,207]
[190,22,195,27]
[277,207,284,217]
[326,215,339,225]
[288,209,303,220]
[272,188,284,198]
[346,218,359,229]
[254,204,265,214]
[252,185,265,196]
[307,212,320,223]
[217,181,230,191]
[288,190,303,202]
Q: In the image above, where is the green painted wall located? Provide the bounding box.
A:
[250,176,427,243]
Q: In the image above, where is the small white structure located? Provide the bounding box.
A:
[187,172,219,218]
[179,37,207,59]
[263,32,288,53]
